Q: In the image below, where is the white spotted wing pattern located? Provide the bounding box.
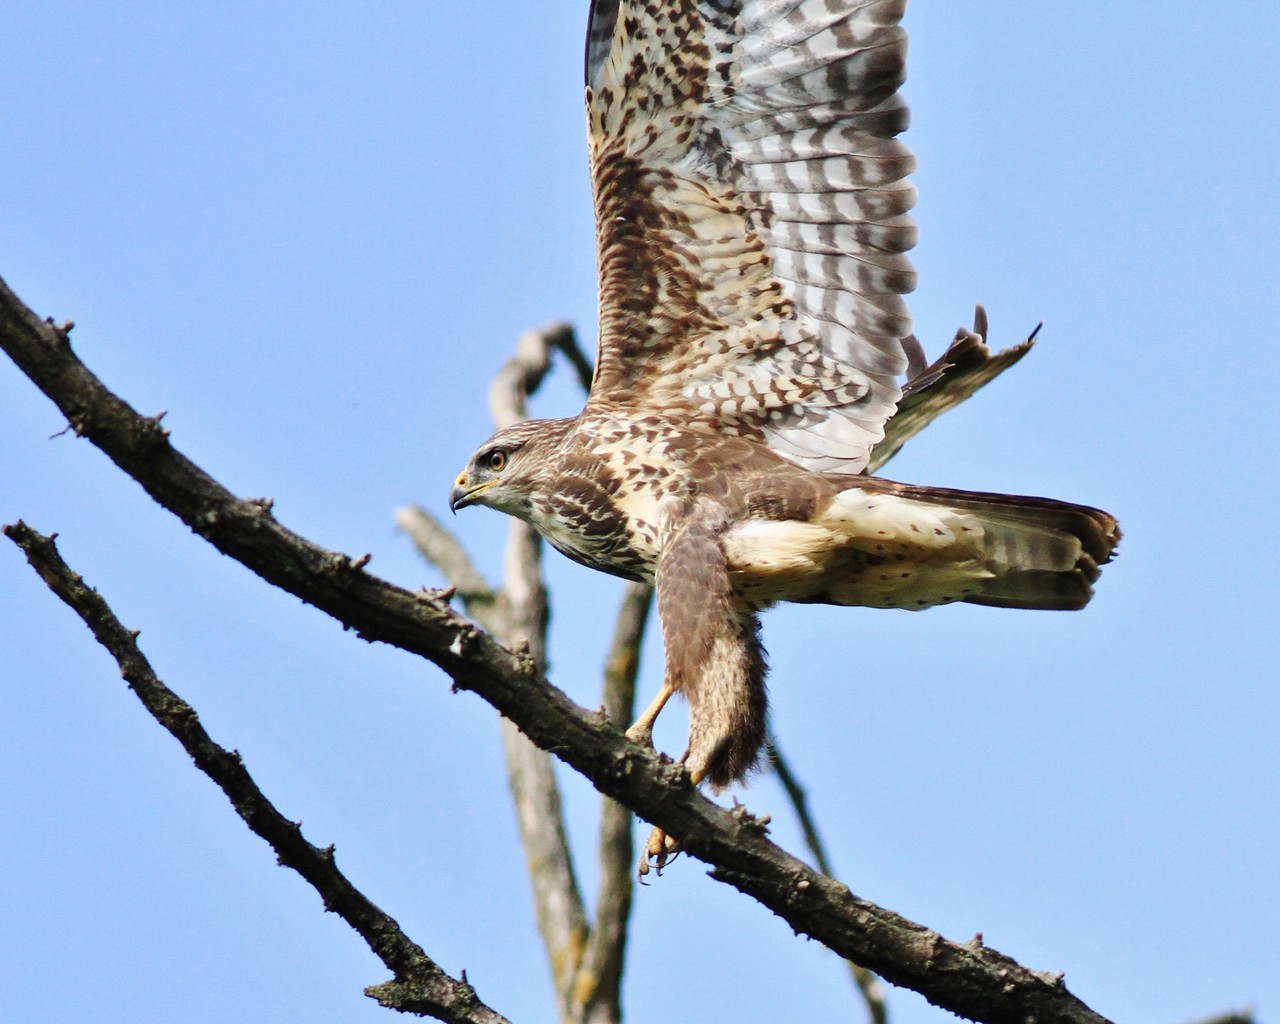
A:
[585,0,917,473]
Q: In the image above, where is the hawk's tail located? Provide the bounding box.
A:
[806,479,1120,611]
[881,481,1121,611]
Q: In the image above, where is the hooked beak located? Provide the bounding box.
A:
[448,472,489,514]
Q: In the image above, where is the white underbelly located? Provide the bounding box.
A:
[721,519,841,600]
[721,490,993,607]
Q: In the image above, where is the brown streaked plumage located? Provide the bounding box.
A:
[450,0,1119,873]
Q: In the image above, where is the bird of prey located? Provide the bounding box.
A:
[450,0,1119,871]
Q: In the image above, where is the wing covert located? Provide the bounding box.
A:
[586,0,918,473]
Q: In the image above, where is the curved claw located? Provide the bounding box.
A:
[636,825,681,879]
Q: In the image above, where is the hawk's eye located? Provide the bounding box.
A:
[486,449,508,472]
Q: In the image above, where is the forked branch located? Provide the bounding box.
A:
[400,320,637,1024]
[3,521,511,1024]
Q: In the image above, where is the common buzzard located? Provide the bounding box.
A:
[450,0,1119,872]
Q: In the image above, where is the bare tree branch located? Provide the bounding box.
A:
[487,321,585,431]
[395,508,646,1024]
[398,502,593,1022]
[401,328,599,1022]
[576,581,652,1023]
[0,275,1117,1024]
[465,321,646,1024]
[2,521,512,1024]
[471,320,645,1024]
[395,505,496,611]
[488,325,594,1023]
[497,517,591,1024]
[396,506,496,618]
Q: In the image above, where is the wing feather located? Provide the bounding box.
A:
[585,0,621,87]
[587,0,917,472]
[757,216,918,256]
[761,180,916,223]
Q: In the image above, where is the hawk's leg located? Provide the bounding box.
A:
[637,508,767,877]
[628,684,680,876]
[624,681,675,750]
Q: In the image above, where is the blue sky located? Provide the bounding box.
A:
[3,4,1277,1023]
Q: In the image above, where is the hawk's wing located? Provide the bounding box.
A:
[585,0,917,473]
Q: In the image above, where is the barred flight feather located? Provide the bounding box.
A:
[585,0,919,472]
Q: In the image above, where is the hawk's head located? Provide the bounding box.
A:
[449,417,573,518]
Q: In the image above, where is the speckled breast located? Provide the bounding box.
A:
[527,416,692,584]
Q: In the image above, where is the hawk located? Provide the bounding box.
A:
[450,0,1119,871]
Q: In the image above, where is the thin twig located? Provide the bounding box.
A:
[599,583,653,730]
[3,522,511,1024]
[498,515,590,1024]
[395,505,496,611]
[488,323,578,431]
[770,735,887,1024]
[0,276,1118,1024]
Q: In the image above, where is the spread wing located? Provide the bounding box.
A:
[585,0,917,473]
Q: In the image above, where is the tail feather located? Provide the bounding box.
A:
[894,482,1119,565]
[884,480,1120,610]
[810,477,1120,612]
